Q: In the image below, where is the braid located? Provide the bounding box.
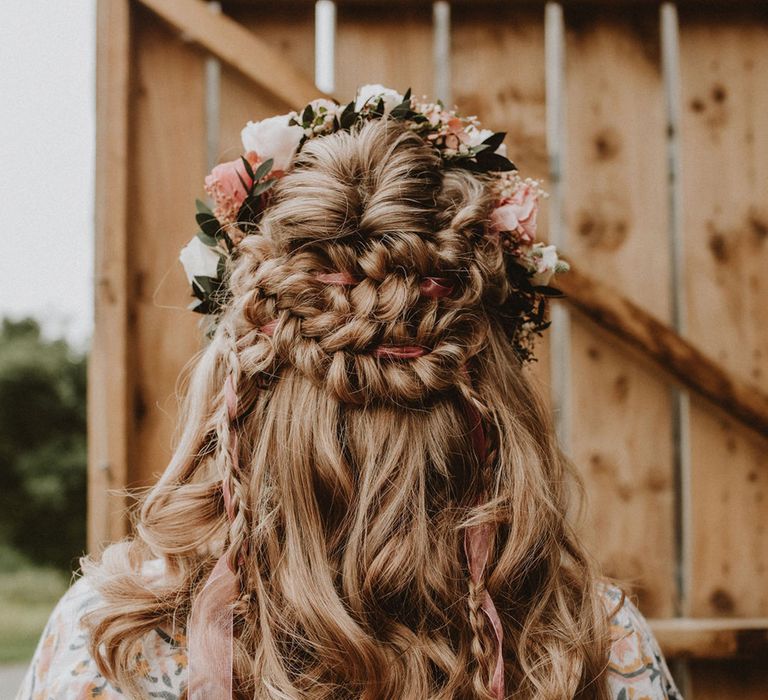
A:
[468,571,497,700]
[215,322,249,573]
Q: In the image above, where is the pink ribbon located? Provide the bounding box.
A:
[464,524,505,699]
[420,276,454,298]
[187,554,239,700]
[316,271,360,285]
[187,277,500,699]
[187,375,242,699]
[462,391,505,700]
[373,345,426,359]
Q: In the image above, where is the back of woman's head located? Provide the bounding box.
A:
[84,117,611,699]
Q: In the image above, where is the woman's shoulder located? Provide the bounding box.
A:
[601,583,683,699]
[16,570,188,700]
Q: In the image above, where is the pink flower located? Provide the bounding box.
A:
[490,183,539,243]
[204,151,260,224]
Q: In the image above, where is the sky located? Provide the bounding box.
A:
[0,1,95,346]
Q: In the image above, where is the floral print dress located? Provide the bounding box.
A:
[16,576,681,700]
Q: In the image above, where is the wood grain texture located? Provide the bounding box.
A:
[563,8,676,618]
[334,2,433,100]
[651,617,768,660]
[89,0,132,550]
[218,3,315,158]
[557,263,768,435]
[137,0,320,108]
[678,7,768,696]
[451,6,553,399]
[679,7,768,622]
[129,7,208,487]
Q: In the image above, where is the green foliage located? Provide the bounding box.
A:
[0,545,69,662]
[0,318,87,571]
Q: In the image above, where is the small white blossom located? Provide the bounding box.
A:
[179,236,223,285]
[355,84,403,114]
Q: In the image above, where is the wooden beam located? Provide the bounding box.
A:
[557,263,768,437]
[132,0,768,442]
[89,0,133,551]
[136,0,322,109]
[652,618,768,660]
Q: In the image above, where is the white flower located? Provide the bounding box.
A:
[531,244,560,286]
[179,236,223,285]
[467,127,493,147]
[354,84,403,114]
[309,97,340,115]
[241,114,304,172]
[466,126,507,156]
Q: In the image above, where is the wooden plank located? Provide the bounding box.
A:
[679,6,768,616]
[651,617,768,660]
[686,661,768,700]
[678,7,768,697]
[557,263,768,436]
[451,5,552,399]
[129,7,208,487]
[89,0,132,551]
[224,1,768,7]
[137,0,321,109]
[218,3,315,160]
[562,7,676,618]
[334,2,433,100]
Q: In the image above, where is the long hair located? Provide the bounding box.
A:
[83,119,612,699]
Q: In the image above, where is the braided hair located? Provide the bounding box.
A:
[84,118,612,700]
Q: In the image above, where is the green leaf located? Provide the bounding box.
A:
[196,230,218,247]
[195,212,222,239]
[251,179,276,197]
[481,131,506,152]
[195,198,214,216]
[240,155,255,181]
[302,104,314,125]
[402,87,412,102]
[339,101,357,129]
[236,171,251,194]
[253,158,274,181]
[192,275,216,296]
[473,151,516,173]
[533,285,565,298]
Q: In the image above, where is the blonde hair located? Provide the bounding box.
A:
[84,119,612,699]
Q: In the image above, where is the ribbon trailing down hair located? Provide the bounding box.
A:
[186,273,505,700]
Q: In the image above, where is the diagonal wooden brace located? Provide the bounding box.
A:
[137,0,323,108]
[559,263,768,437]
[134,0,768,438]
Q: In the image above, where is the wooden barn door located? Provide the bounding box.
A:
[91,1,768,696]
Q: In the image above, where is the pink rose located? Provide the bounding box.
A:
[204,151,260,224]
[490,184,539,243]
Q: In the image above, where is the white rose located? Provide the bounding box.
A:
[354,84,403,114]
[467,126,507,156]
[179,236,223,285]
[531,244,560,286]
[240,114,304,172]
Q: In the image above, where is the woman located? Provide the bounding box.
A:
[18,86,681,699]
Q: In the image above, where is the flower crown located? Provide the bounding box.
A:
[180,84,568,361]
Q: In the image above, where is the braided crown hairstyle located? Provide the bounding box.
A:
[83,119,612,699]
